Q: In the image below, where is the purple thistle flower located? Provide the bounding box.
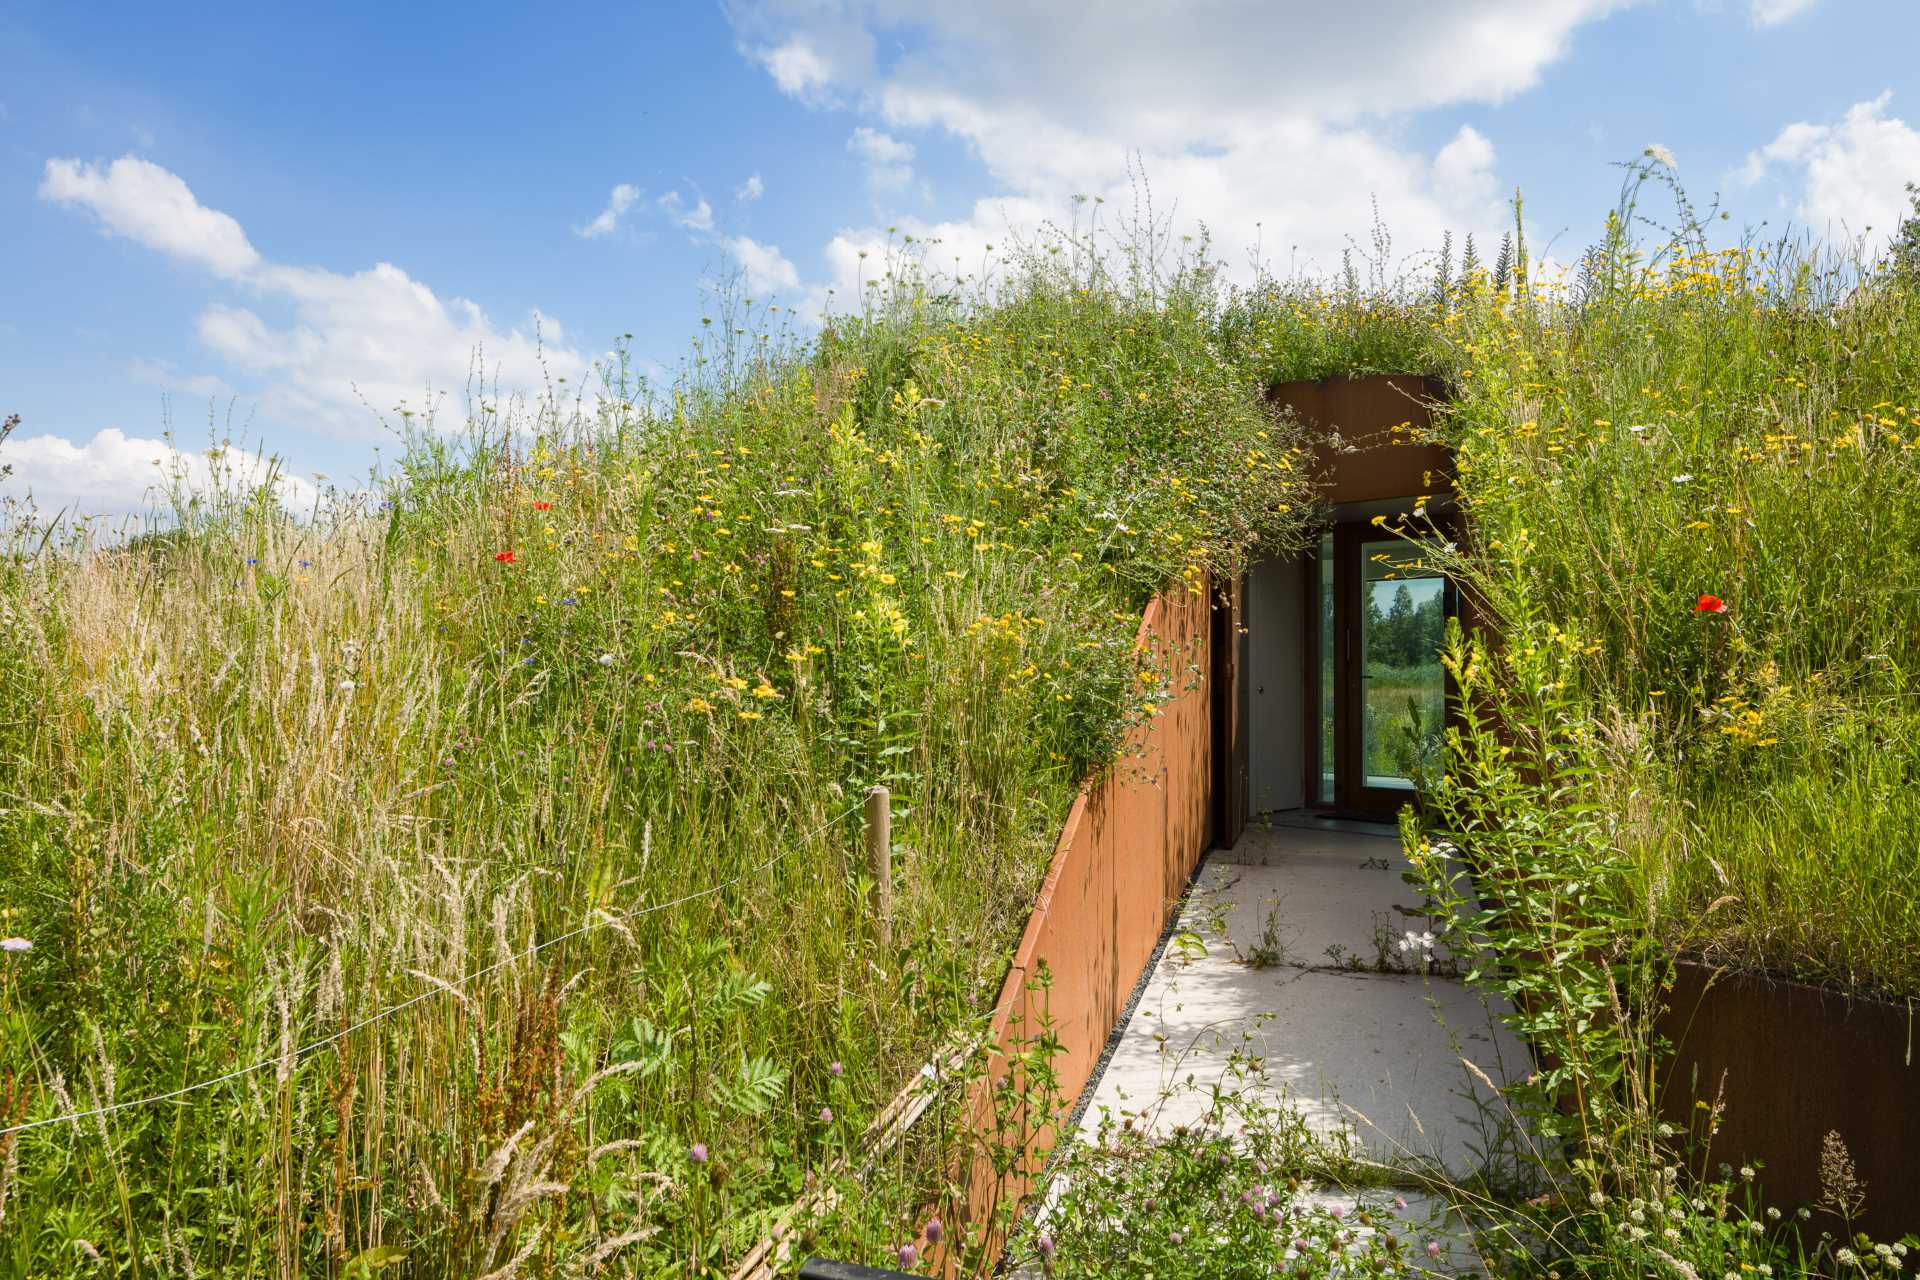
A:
[925,1218,943,1245]
[1168,1230,1183,1245]
[1036,1233,1055,1261]
[829,1060,844,1077]
[895,1243,917,1268]
[688,1142,708,1164]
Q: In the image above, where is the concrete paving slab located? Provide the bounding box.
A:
[1077,953,1530,1178]
[1189,852,1448,974]
[1201,823,1481,970]
[1022,825,1530,1274]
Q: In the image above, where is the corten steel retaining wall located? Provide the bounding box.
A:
[952,579,1216,1266]
[1657,962,1920,1240]
[1269,373,1451,507]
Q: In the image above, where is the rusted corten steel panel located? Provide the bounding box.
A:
[954,580,1215,1265]
[1658,962,1920,1239]
[1209,573,1249,850]
[1270,373,1452,506]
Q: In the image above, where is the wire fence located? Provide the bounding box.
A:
[0,798,867,1140]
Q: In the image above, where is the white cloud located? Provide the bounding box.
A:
[1739,92,1920,250]
[1748,0,1817,25]
[577,182,641,237]
[658,190,716,233]
[1432,125,1501,212]
[723,235,801,293]
[654,188,799,296]
[762,40,836,97]
[38,153,591,437]
[732,1,1623,288]
[848,125,915,191]
[41,155,261,278]
[748,19,877,102]
[0,427,319,518]
[805,123,1506,314]
[736,172,766,201]
[126,356,236,401]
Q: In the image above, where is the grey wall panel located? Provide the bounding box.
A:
[1246,556,1306,815]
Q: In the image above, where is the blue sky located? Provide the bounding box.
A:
[4,0,1918,516]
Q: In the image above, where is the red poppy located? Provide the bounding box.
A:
[495,550,517,564]
[533,501,552,511]
[1694,593,1727,614]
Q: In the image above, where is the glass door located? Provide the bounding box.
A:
[1310,524,1454,816]
[1356,538,1448,803]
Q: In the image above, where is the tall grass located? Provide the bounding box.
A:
[0,254,1314,1274]
[1441,166,1920,997]
[1226,162,1920,998]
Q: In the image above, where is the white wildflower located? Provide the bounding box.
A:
[0,937,29,953]
[1645,143,1678,168]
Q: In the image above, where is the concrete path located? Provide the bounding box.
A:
[1063,815,1537,1271]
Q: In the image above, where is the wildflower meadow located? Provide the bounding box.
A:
[3,162,1919,1276]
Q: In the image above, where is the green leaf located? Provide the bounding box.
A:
[717,1054,788,1116]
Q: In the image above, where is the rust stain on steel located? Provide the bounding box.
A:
[954,579,1216,1265]
[1658,961,1919,1240]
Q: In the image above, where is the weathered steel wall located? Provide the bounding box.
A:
[1658,962,1919,1239]
[1269,373,1451,506]
[954,580,1216,1264]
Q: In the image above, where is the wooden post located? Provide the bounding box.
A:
[865,784,892,951]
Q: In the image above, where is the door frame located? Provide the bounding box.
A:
[1304,516,1459,819]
